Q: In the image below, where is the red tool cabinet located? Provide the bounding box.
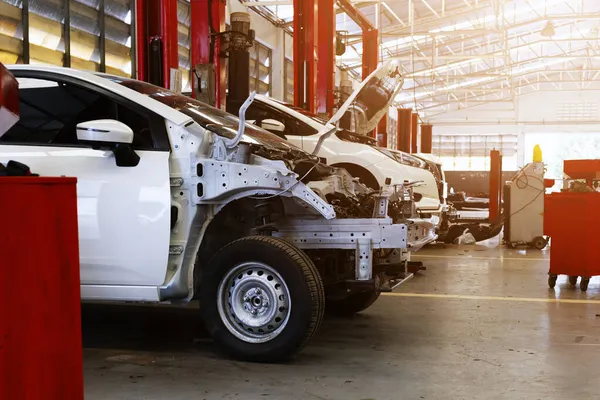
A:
[0,177,83,400]
[544,191,600,291]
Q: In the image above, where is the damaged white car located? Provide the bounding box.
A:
[0,65,435,362]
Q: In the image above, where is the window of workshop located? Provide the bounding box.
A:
[284,58,293,103]
[249,41,271,96]
[0,0,132,76]
[177,0,191,93]
[433,134,518,172]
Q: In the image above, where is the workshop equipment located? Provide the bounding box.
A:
[504,161,547,249]
[0,64,83,399]
[544,159,600,291]
[0,177,83,400]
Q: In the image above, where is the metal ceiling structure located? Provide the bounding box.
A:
[237,0,600,121]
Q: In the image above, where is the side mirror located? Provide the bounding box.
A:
[261,119,285,133]
[77,119,134,144]
[76,120,139,167]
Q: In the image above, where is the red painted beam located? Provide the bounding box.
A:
[411,112,418,153]
[489,149,503,222]
[421,124,433,153]
[361,28,378,80]
[293,0,318,112]
[336,0,374,31]
[377,116,387,147]
[135,0,147,81]
[316,0,335,116]
[160,0,179,90]
[396,108,412,152]
[190,0,226,108]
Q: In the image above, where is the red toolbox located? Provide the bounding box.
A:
[544,191,600,291]
[0,177,83,400]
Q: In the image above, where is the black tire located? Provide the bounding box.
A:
[548,275,557,289]
[532,236,547,250]
[327,290,381,316]
[580,279,590,292]
[199,236,325,362]
[568,276,578,286]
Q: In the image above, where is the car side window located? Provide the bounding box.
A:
[0,78,156,150]
[247,102,317,137]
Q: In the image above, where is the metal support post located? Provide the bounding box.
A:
[191,0,226,108]
[316,0,335,116]
[377,116,387,147]
[489,149,503,223]
[421,124,433,153]
[396,108,412,152]
[411,112,418,153]
[293,0,317,112]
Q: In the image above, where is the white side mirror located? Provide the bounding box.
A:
[261,119,285,133]
[77,120,134,144]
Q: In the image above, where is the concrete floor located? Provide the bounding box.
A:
[83,240,600,400]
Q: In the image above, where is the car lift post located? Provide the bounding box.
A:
[489,149,503,222]
[421,124,433,153]
[336,0,379,138]
[191,0,227,109]
[316,0,335,117]
[135,0,179,90]
[293,0,318,112]
[396,107,412,153]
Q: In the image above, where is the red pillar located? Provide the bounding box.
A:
[411,113,418,153]
[293,0,318,112]
[190,0,226,108]
[489,149,503,222]
[160,0,179,90]
[362,29,379,80]
[135,0,147,81]
[396,108,412,152]
[377,116,387,147]
[421,124,433,153]
[316,0,335,116]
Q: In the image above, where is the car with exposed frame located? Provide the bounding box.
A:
[0,65,437,362]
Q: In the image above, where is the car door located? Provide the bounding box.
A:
[0,75,171,289]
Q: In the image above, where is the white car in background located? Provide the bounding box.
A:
[240,62,447,227]
[0,65,435,362]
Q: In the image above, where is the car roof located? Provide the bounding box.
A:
[6,65,192,126]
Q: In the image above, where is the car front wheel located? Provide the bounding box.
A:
[199,236,325,362]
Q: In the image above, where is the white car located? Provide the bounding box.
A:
[0,65,435,362]
[240,62,446,226]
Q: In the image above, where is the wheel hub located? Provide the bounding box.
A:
[217,262,291,344]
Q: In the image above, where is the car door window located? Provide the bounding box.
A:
[1,78,159,150]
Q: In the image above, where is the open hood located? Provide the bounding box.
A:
[328,60,404,135]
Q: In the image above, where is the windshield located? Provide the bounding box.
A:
[104,77,299,152]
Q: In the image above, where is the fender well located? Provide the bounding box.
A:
[192,197,285,297]
[332,163,380,190]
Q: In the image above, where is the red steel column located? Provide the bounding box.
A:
[396,108,412,152]
[377,116,387,147]
[190,0,226,107]
[316,0,335,116]
[411,112,418,153]
[293,0,318,112]
[489,149,503,222]
[135,0,147,81]
[362,28,379,80]
[421,124,433,153]
[160,0,178,89]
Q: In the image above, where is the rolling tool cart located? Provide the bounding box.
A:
[0,63,83,400]
[544,160,600,291]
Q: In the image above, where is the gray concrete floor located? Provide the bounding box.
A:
[83,240,600,400]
